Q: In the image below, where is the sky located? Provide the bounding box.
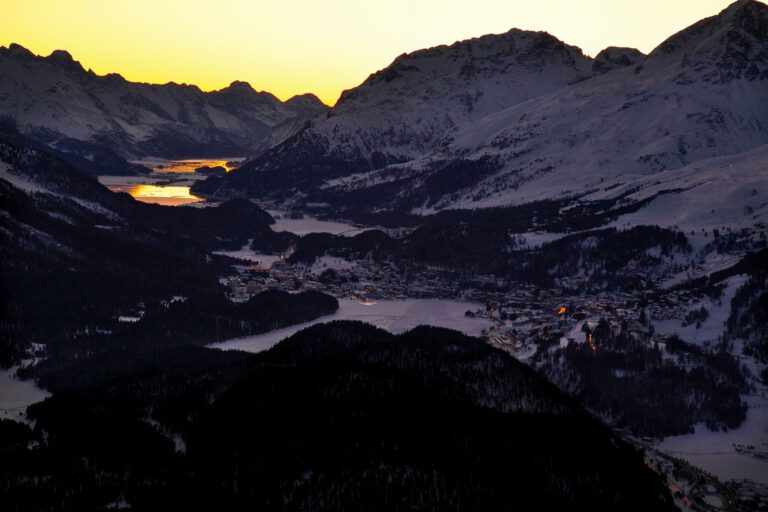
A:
[0,0,745,105]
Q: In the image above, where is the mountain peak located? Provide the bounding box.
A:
[284,93,328,116]
[45,49,85,73]
[214,81,280,102]
[336,27,591,110]
[649,0,768,82]
[396,27,587,69]
[593,46,645,74]
[285,93,324,106]
[723,0,766,14]
[716,0,768,33]
[2,43,35,60]
[226,80,255,92]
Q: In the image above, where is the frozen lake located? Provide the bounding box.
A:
[210,298,491,354]
[0,366,50,422]
[100,158,241,206]
[268,210,370,237]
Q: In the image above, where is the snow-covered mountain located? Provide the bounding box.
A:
[0,45,327,173]
[324,28,593,161]
[203,28,593,192]
[591,47,645,75]
[196,0,768,234]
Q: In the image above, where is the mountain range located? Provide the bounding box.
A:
[1,2,768,504]
[191,0,768,235]
[0,44,327,174]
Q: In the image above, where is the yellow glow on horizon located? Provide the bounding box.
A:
[148,159,234,172]
[0,0,751,106]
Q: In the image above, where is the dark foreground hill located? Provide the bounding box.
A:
[2,322,675,511]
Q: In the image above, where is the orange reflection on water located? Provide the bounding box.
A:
[130,184,203,206]
[152,159,236,173]
[108,184,204,206]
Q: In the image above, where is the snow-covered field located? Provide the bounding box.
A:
[515,231,568,248]
[0,367,50,422]
[654,275,748,348]
[652,273,768,485]
[210,298,492,354]
[268,211,370,237]
[212,240,285,267]
[658,391,768,485]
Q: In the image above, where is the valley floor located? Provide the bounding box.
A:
[658,384,768,485]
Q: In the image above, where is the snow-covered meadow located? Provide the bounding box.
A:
[212,240,285,267]
[659,392,768,485]
[267,210,370,237]
[654,275,749,348]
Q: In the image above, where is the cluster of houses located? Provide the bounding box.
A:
[223,257,470,303]
[220,252,722,366]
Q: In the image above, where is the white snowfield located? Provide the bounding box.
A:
[659,392,768,485]
[600,146,768,232]
[268,211,370,237]
[212,240,285,267]
[654,275,749,348]
[0,367,50,423]
[210,298,491,354]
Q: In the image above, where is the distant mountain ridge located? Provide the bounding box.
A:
[194,0,768,235]
[0,44,328,173]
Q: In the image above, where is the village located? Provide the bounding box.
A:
[219,249,722,363]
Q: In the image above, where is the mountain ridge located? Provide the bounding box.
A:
[0,43,329,172]
[194,0,768,235]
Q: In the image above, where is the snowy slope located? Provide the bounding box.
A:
[435,0,768,210]
[600,146,768,232]
[319,28,593,161]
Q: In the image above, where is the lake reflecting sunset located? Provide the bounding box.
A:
[99,157,241,206]
[106,184,205,206]
[136,159,238,173]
